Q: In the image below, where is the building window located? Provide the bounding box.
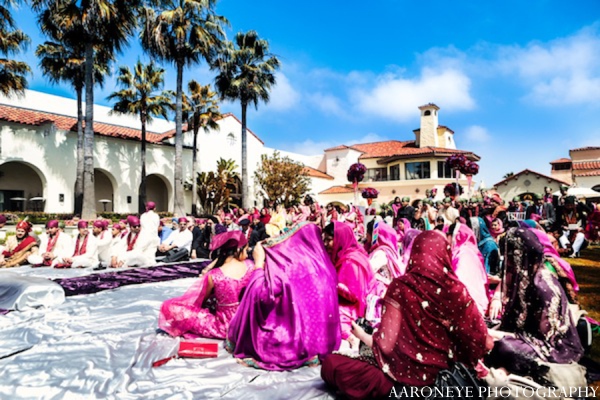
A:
[366,168,388,182]
[227,132,236,146]
[405,162,430,180]
[390,165,400,181]
[552,163,571,171]
[424,110,431,116]
[437,161,453,178]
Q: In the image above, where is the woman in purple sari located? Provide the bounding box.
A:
[488,228,583,379]
[323,221,374,344]
[226,222,340,370]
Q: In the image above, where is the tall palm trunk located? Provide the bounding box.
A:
[82,42,96,220]
[241,101,249,209]
[173,61,185,216]
[74,85,84,215]
[191,118,199,215]
[139,110,147,214]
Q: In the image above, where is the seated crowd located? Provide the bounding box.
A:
[0,189,597,399]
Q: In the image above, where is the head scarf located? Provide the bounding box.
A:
[77,220,88,229]
[145,201,156,211]
[500,228,546,332]
[373,231,488,385]
[490,218,505,239]
[0,215,6,224]
[450,223,489,315]
[93,220,105,229]
[210,230,248,251]
[127,216,140,227]
[367,219,402,278]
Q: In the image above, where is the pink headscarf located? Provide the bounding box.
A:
[451,223,490,316]
[490,218,505,239]
[330,222,374,330]
[366,221,402,278]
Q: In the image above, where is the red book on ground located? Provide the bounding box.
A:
[177,341,218,358]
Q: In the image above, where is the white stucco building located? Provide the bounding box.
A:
[0,92,481,214]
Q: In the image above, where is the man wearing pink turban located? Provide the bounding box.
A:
[28,220,73,267]
[110,216,158,268]
[55,221,99,268]
[141,201,160,236]
[93,220,113,266]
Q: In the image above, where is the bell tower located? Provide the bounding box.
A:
[416,103,439,148]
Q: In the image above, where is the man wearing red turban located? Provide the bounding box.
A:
[0,220,37,268]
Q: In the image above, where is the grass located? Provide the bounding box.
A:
[567,245,600,368]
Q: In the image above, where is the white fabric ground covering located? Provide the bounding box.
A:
[0,275,333,399]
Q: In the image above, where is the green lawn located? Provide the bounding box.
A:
[567,245,600,362]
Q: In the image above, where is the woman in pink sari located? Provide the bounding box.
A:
[323,222,374,344]
[226,222,340,370]
[158,231,253,339]
[448,222,489,316]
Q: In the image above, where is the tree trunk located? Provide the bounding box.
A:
[241,101,250,209]
[139,111,147,214]
[74,85,84,215]
[173,62,185,216]
[81,43,96,220]
[191,116,199,215]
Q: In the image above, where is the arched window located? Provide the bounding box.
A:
[227,133,236,146]
[424,110,431,116]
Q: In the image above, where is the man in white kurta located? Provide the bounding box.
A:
[111,216,158,268]
[140,201,160,237]
[27,220,73,267]
[93,220,113,265]
[158,217,193,254]
[438,197,460,225]
[54,221,99,268]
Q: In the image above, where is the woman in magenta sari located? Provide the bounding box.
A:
[448,222,489,316]
[323,222,374,344]
[321,231,490,399]
[158,231,253,339]
[226,222,340,370]
[364,219,402,281]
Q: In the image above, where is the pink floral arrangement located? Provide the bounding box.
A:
[462,161,479,175]
[347,163,367,183]
[446,154,468,170]
[361,187,379,199]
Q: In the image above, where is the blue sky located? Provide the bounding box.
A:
[12,0,600,187]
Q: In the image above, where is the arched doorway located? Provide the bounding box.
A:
[0,161,46,212]
[145,174,170,212]
[95,168,115,213]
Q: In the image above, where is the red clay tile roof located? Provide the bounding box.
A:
[0,104,170,144]
[323,140,477,161]
[571,146,600,152]
[572,161,600,170]
[550,158,572,164]
[573,170,600,177]
[493,169,570,187]
[572,161,600,177]
[324,145,352,152]
[319,185,354,195]
[303,166,334,180]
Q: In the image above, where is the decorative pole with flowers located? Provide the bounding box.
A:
[445,153,479,197]
[361,187,379,206]
[347,162,367,205]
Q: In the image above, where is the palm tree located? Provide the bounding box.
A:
[33,0,140,220]
[141,0,227,216]
[108,60,172,213]
[182,80,220,214]
[214,31,280,209]
[35,40,111,215]
[0,1,31,96]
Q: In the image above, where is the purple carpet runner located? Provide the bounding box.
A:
[54,261,210,296]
